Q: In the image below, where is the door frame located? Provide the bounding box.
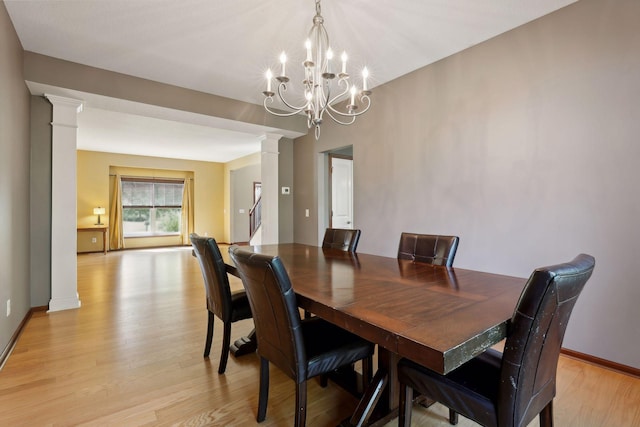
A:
[328,153,353,228]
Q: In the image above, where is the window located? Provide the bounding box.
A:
[121,178,184,237]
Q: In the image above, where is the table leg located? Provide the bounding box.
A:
[347,369,389,426]
[379,349,400,410]
[230,328,257,356]
[340,347,400,427]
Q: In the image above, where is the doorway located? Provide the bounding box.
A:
[230,164,260,243]
[328,148,354,229]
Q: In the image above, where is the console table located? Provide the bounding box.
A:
[77,225,109,254]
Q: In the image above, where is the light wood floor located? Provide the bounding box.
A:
[0,247,638,426]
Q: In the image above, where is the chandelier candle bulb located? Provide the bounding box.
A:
[326,48,333,75]
[266,69,272,93]
[350,86,356,105]
[341,51,347,75]
[362,67,369,91]
[280,52,287,77]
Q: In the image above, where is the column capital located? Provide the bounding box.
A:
[260,133,282,154]
[45,94,84,127]
[261,132,283,141]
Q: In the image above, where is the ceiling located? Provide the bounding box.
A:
[5,0,577,162]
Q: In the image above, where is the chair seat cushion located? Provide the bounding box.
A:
[229,291,253,322]
[301,317,374,379]
[398,348,503,426]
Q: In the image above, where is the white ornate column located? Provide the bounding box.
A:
[46,94,83,312]
[260,134,281,245]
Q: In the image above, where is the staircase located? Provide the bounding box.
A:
[249,196,261,241]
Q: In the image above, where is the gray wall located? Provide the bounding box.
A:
[293,0,640,369]
[230,137,294,244]
[230,164,261,243]
[29,96,53,306]
[278,138,294,243]
[23,52,307,136]
[0,2,31,353]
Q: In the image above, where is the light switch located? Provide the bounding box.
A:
[239,209,245,214]
[305,209,310,217]
[281,187,290,195]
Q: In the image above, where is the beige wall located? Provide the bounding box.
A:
[293,0,640,369]
[0,2,30,353]
[77,150,225,250]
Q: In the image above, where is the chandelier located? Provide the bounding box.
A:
[262,0,371,139]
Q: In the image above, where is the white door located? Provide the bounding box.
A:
[331,157,354,229]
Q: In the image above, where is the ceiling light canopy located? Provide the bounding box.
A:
[262,0,371,139]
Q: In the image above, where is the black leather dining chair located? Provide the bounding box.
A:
[397,253,595,427]
[306,228,361,320]
[229,245,375,427]
[322,228,362,252]
[397,232,459,266]
[190,233,253,374]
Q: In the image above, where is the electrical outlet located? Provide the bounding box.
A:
[91,237,97,243]
[6,299,10,317]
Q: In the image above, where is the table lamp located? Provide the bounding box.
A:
[94,207,106,225]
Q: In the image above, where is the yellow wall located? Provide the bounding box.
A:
[77,150,225,251]
[223,152,261,243]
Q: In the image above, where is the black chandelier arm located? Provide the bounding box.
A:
[263,97,305,117]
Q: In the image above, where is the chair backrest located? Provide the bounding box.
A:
[397,233,459,266]
[322,228,361,252]
[499,253,595,427]
[229,245,306,382]
[190,233,234,322]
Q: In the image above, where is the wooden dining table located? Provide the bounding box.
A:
[222,243,526,426]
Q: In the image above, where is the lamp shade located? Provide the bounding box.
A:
[93,207,106,215]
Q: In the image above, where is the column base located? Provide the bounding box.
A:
[48,296,81,312]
